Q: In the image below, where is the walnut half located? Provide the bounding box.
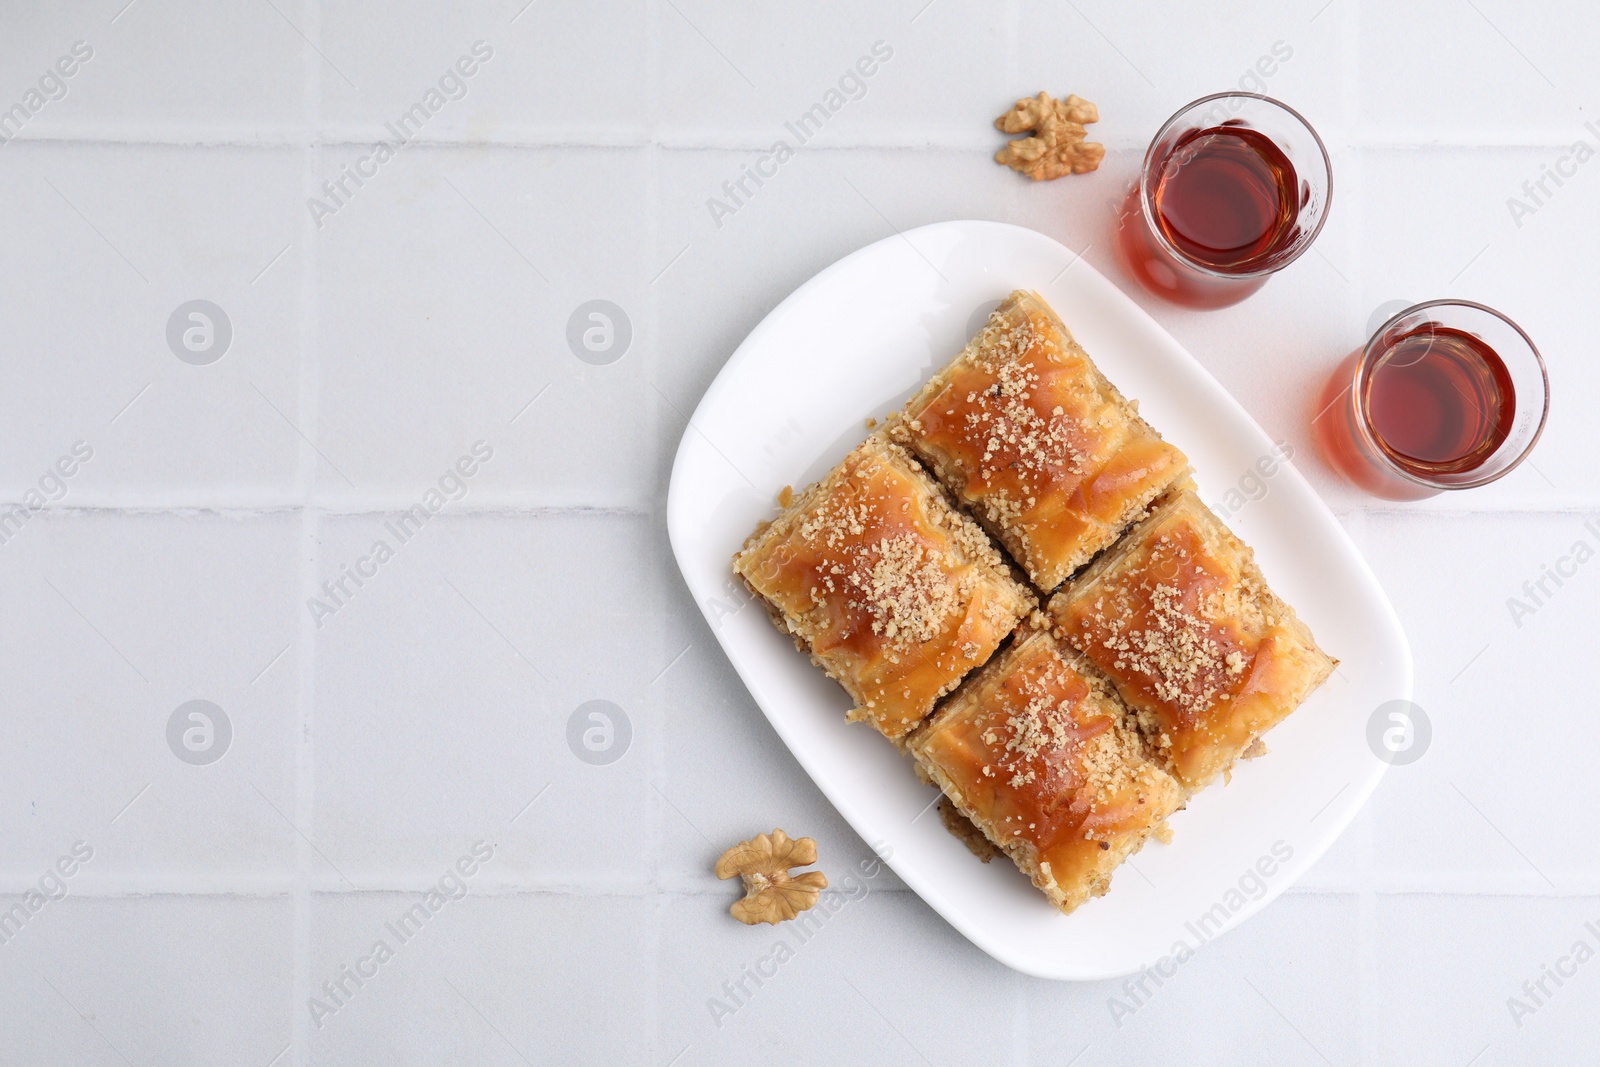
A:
[993,91,1105,181]
[715,829,828,926]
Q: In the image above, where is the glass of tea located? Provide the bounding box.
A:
[1116,93,1332,308]
[1313,300,1549,500]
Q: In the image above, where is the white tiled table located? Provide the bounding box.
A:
[2,2,1595,1063]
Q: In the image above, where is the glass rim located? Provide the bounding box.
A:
[1348,298,1550,491]
[1137,91,1333,281]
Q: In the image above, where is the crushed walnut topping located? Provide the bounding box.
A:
[943,312,1090,494]
[973,649,1148,826]
[785,445,1023,652]
[1073,534,1251,718]
[853,533,954,644]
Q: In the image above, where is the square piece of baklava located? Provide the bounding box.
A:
[892,289,1188,592]
[735,434,1034,744]
[1049,489,1334,790]
[909,623,1183,914]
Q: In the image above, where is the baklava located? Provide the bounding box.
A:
[892,289,1188,592]
[909,623,1184,913]
[735,434,1034,744]
[1049,489,1334,790]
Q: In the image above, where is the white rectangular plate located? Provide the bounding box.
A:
[666,220,1412,979]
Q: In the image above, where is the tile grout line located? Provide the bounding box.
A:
[1336,3,1383,1059]
[645,0,667,1061]
[9,880,1593,897]
[291,478,319,1064]
[0,501,660,515]
[1348,511,1380,1067]
[290,0,325,1061]
[1359,883,1380,1067]
[2,132,1595,151]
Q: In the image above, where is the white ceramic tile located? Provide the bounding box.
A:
[1362,511,1600,890]
[0,0,311,143]
[655,1,1008,146]
[0,144,306,502]
[307,891,653,1065]
[0,895,295,1067]
[1017,0,1351,151]
[319,0,651,143]
[659,882,1012,1064]
[1358,0,1589,142]
[0,511,300,886]
[1370,894,1600,1065]
[312,511,669,885]
[1025,894,1361,1065]
[310,144,658,506]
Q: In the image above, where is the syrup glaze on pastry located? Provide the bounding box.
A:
[736,434,1034,743]
[1050,489,1334,789]
[894,289,1187,592]
[910,624,1183,913]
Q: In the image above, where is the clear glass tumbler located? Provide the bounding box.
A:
[1312,300,1549,500]
[1116,92,1333,308]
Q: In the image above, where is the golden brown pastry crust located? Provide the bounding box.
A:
[908,624,1184,914]
[734,433,1034,743]
[891,290,1188,592]
[1048,489,1334,790]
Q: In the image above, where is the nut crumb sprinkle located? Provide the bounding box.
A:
[787,447,1013,652]
[958,642,1162,848]
[1074,536,1254,719]
[943,313,1090,494]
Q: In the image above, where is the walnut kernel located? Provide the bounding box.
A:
[714,829,828,926]
[993,91,1105,181]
